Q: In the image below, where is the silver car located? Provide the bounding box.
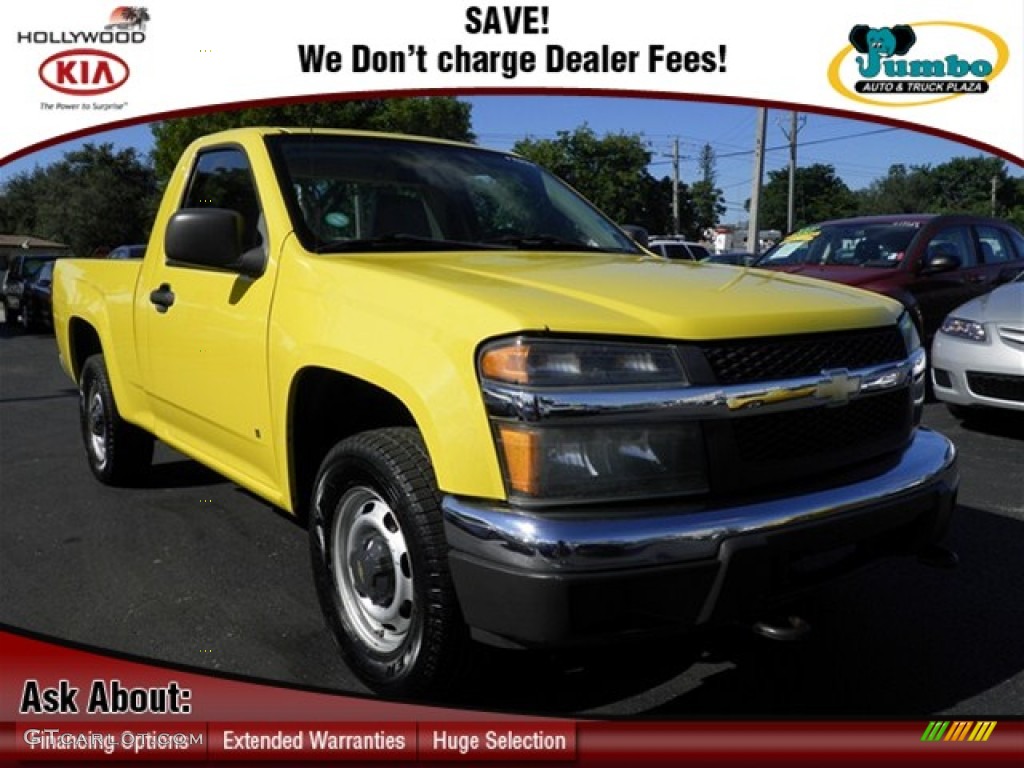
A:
[931,272,1024,417]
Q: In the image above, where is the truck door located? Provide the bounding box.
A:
[139,145,279,495]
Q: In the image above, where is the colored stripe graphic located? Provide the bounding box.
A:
[969,722,997,742]
[945,721,970,741]
[922,721,997,742]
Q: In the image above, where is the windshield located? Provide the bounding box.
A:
[266,135,641,255]
[757,222,922,269]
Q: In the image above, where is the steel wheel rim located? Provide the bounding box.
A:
[331,486,414,654]
[87,386,107,468]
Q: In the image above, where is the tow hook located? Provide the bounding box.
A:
[752,615,810,642]
[918,544,959,569]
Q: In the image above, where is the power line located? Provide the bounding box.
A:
[716,127,899,159]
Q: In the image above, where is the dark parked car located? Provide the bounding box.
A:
[2,253,60,327]
[755,214,1024,341]
[19,259,55,331]
[108,244,146,260]
[702,251,760,267]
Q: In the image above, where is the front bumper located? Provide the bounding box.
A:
[443,428,958,647]
[932,331,1024,412]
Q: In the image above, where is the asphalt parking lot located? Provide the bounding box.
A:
[1,324,1022,717]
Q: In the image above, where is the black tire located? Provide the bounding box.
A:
[308,428,471,698]
[78,354,154,485]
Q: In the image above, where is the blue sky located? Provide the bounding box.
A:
[2,95,1018,227]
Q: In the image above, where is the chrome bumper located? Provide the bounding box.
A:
[443,428,957,575]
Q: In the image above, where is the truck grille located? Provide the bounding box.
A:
[694,327,914,496]
[967,372,1024,402]
[701,327,906,384]
[732,389,911,463]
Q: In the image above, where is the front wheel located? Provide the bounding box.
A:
[78,355,154,485]
[308,428,471,697]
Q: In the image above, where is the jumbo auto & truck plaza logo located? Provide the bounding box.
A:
[19,7,149,98]
[828,20,1008,106]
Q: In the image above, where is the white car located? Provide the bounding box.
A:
[647,237,711,261]
[931,273,1024,417]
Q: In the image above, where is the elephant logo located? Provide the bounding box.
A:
[848,24,917,77]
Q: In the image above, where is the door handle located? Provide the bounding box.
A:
[149,283,175,313]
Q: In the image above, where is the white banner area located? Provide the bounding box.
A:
[2,0,1022,163]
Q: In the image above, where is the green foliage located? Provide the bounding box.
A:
[150,98,473,181]
[856,163,937,214]
[513,126,680,233]
[691,179,726,235]
[857,156,1017,218]
[756,163,858,232]
[690,144,726,235]
[0,143,157,256]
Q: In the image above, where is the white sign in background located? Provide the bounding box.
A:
[1,0,1022,164]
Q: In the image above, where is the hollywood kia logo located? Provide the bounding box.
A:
[22,7,148,97]
[38,48,130,96]
[828,21,1008,106]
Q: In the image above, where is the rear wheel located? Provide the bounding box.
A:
[308,428,471,697]
[79,355,154,485]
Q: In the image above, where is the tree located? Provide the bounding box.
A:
[690,143,726,236]
[854,156,1021,221]
[0,173,43,236]
[1009,177,1024,231]
[0,144,157,256]
[756,163,857,232]
[42,144,157,255]
[150,98,473,181]
[512,125,669,230]
[856,163,937,214]
[927,156,1016,215]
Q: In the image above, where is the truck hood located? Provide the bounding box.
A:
[330,251,901,341]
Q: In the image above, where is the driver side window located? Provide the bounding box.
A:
[927,226,975,268]
[183,148,263,252]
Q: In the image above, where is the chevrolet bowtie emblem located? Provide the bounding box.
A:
[817,369,862,405]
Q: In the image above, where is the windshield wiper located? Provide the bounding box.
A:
[316,234,512,254]
[482,234,620,253]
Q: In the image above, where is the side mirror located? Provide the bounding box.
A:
[165,208,260,275]
[921,247,961,274]
[620,225,649,248]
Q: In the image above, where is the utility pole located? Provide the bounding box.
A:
[661,138,690,235]
[747,108,767,255]
[991,175,999,216]
[672,137,680,235]
[780,111,806,233]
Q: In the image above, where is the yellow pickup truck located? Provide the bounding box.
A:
[53,127,958,697]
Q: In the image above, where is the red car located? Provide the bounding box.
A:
[756,214,1024,341]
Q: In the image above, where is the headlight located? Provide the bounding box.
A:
[479,337,706,505]
[898,310,921,353]
[494,422,707,503]
[897,312,927,423]
[939,316,987,343]
[479,337,686,387]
